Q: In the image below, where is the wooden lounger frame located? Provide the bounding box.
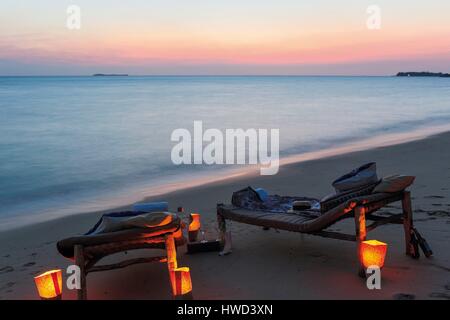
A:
[73,233,178,300]
[217,191,414,276]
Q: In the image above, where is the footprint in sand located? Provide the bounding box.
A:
[429,292,450,300]
[0,266,14,274]
[427,211,450,217]
[22,262,36,267]
[2,254,10,258]
[415,217,436,222]
[424,195,445,199]
[390,265,410,271]
[0,282,15,291]
[393,293,415,300]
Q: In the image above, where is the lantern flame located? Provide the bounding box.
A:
[34,269,63,299]
[360,240,388,269]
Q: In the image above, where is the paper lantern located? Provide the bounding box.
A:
[360,240,388,269]
[188,213,201,242]
[189,213,201,231]
[170,267,193,298]
[34,269,63,300]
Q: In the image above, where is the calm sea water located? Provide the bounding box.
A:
[1,76,450,228]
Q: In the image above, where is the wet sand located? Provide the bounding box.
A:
[1,131,449,300]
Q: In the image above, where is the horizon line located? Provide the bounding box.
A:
[0,74,398,77]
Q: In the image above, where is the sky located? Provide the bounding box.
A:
[1,0,449,75]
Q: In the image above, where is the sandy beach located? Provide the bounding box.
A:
[1,131,449,300]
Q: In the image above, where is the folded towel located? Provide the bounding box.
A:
[232,186,319,213]
[254,188,269,202]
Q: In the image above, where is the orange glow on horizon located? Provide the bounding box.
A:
[2,28,449,68]
[2,1,450,74]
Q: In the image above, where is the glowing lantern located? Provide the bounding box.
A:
[34,269,63,300]
[170,267,193,299]
[188,213,201,242]
[360,240,388,269]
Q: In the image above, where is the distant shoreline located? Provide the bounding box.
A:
[92,73,129,77]
[396,72,450,77]
[0,74,437,77]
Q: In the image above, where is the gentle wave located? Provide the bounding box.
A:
[1,76,449,230]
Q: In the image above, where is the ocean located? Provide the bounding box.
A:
[1,75,450,229]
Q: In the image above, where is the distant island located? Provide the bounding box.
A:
[92,74,129,77]
[396,72,450,77]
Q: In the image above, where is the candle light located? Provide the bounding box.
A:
[188,213,201,242]
[360,240,388,269]
[170,267,193,299]
[34,269,63,300]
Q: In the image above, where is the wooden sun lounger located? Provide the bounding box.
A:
[57,216,185,299]
[217,191,415,276]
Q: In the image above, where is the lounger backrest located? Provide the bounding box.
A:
[320,181,380,213]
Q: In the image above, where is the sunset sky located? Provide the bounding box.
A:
[1,0,449,75]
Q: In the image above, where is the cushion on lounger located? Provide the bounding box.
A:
[373,175,415,193]
[56,215,183,259]
[232,186,264,206]
[89,211,174,235]
[232,186,319,213]
[332,162,378,193]
[320,181,379,213]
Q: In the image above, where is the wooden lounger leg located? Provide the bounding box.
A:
[74,245,87,300]
[402,191,414,256]
[165,234,177,271]
[165,234,178,298]
[165,234,193,300]
[354,206,367,278]
[217,212,232,256]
